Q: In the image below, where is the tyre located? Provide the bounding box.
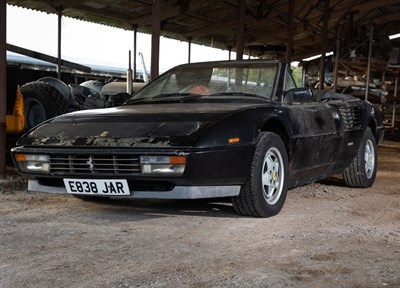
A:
[232,132,289,217]
[343,127,377,188]
[21,81,68,130]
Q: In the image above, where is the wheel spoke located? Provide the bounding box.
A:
[262,171,270,186]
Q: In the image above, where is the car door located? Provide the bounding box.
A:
[282,68,341,178]
[286,101,343,179]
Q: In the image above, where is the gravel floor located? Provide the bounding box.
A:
[1,138,399,288]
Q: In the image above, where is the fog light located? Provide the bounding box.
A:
[14,153,50,173]
[140,155,186,176]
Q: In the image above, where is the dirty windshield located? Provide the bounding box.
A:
[128,61,279,103]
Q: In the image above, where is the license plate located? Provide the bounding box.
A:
[63,179,130,195]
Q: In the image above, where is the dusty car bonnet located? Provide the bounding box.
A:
[17,102,260,148]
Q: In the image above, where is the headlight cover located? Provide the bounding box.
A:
[14,153,50,173]
[140,155,186,176]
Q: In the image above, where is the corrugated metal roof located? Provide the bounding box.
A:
[7,0,400,60]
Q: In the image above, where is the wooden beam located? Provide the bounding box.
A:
[373,13,400,25]
[6,44,91,73]
[125,1,208,28]
[70,3,143,30]
[355,0,400,14]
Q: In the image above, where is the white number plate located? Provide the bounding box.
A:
[63,179,130,195]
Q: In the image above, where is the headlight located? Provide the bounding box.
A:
[140,155,186,176]
[14,153,50,173]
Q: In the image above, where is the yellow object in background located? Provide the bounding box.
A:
[6,85,25,134]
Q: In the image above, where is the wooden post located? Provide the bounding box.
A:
[333,26,341,89]
[133,26,137,81]
[319,0,330,90]
[150,0,161,80]
[188,37,192,63]
[365,25,374,101]
[0,0,6,179]
[236,0,245,60]
[57,6,63,79]
[286,0,295,64]
[392,77,398,128]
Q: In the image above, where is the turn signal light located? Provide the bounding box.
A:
[13,153,50,173]
[140,155,187,176]
[228,137,240,144]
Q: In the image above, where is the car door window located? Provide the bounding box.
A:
[284,67,297,92]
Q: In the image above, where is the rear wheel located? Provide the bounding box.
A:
[343,127,377,188]
[21,81,68,130]
[232,132,289,217]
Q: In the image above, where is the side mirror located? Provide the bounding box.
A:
[283,88,314,103]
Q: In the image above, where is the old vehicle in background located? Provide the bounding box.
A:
[21,76,145,130]
[11,59,384,217]
[6,52,146,133]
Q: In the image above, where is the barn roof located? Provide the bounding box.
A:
[7,0,400,60]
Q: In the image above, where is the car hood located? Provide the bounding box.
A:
[18,102,263,148]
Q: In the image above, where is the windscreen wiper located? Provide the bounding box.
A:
[210,92,269,100]
[125,93,192,105]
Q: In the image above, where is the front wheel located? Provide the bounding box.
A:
[343,127,377,188]
[232,132,289,217]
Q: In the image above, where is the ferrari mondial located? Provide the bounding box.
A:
[12,60,384,217]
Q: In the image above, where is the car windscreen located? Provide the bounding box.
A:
[127,62,279,103]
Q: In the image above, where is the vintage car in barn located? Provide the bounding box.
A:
[11,60,384,217]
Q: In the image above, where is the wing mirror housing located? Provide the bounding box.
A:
[283,88,314,103]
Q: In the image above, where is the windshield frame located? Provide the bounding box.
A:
[127,60,283,104]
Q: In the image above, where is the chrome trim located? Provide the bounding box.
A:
[28,180,241,199]
[49,154,141,175]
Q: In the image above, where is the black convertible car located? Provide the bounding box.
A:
[12,60,384,217]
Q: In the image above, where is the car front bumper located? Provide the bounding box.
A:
[14,143,255,199]
[28,179,241,199]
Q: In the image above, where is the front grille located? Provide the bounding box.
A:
[338,106,362,130]
[50,154,141,175]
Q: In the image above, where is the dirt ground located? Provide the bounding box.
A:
[1,136,399,288]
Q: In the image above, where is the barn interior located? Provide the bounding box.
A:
[1,0,400,177]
